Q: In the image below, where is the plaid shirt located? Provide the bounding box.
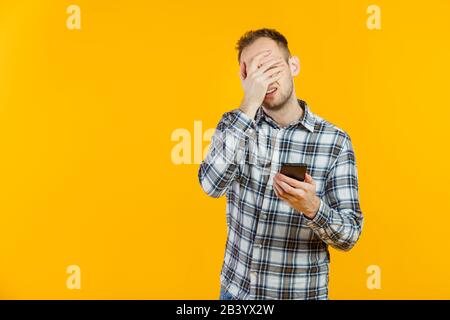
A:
[198,99,363,300]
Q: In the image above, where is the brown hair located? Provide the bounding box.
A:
[235,28,291,64]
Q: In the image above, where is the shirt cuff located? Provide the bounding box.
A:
[303,198,331,230]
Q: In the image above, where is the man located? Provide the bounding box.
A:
[198,28,363,300]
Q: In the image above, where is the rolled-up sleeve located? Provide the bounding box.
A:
[304,134,364,251]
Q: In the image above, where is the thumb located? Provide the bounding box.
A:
[305,173,315,185]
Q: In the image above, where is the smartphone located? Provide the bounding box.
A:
[280,163,307,182]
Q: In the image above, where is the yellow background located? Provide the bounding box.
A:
[0,0,449,299]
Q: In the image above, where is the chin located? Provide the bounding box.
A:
[263,102,282,111]
[264,95,285,109]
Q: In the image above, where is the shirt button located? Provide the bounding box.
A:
[261,214,267,220]
[256,244,262,249]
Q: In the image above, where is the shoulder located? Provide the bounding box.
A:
[213,108,240,129]
[214,107,255,133]
[312,112,352,150]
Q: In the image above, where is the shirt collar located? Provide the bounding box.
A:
[254,99,315,133]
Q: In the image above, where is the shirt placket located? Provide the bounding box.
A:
[248,126,284,299]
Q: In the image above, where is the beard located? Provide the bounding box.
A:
[262,82,293,111]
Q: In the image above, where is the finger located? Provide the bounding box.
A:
[258,68,284,87]
[273,183,281,198]
[273,182,288,200]
[261,57,284,69]
[275,183,296,202]
[263,69,285,85]
[248,50,272,74]
[275,173,303,188]
[262,65,285,79]
[259,55,284,69]
[274,179,296,201]
[257,57,283,73]
[255,66,283,82]
[254,60,284,78]
[277,180,298,197]
[273,180,284,195]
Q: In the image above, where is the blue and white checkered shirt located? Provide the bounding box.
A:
[198,99,363,300]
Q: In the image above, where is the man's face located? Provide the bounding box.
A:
[239,37,298,110]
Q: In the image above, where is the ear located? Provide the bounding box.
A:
[238,61,247,82]
[289,56,300,77]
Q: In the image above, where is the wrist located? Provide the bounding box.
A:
[304,196,321,219]
[239,102,259,119]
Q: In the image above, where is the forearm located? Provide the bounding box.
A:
[303,135,363,251]
[198,109,256,198]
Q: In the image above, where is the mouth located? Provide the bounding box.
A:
[265,87,278,98]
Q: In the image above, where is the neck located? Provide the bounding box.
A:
[262,95,303,128]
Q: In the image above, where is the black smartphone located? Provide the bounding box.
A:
[280,163,307,182]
